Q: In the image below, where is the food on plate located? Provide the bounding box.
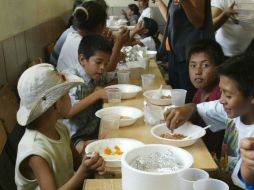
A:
[130,151,183,173]
[160,133,186,140]
[120,115,132,120]
[160,95,171,99]
[103,145,123,155]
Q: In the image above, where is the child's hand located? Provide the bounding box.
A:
[224,2,238,24]
[134,21,145,33]
[115,29,130,47]
[240,137,254,169]
[82,152,106,175]
[164,104,195,131]
[121,9,127,17]
[94,87,108,100]
[102,28,114,43]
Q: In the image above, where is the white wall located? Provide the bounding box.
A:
[0,0,73,42]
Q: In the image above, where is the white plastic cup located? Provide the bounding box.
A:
[99,113,120,139]
[144,105,163,126]
[193,179,229,190]
[141,74,155,91]
[171,89,187,106]
[178,168,209,190]
[117,70,130,84]
[106,88,121,106]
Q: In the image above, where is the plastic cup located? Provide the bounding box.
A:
[106,88,121,106]
[178,168,209,190]
[144,105,163,126]
[141,74,155,91]
[193,179,229,190]
[99,113,120,139]
[171,89,187,106]
[117,70,130,84]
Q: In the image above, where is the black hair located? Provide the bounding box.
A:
[78,34,112,60]
[128,4,139,15]
[143,17,158,37]
[73,1,107,32]
[217,53,254,97]
[187,39,225,66]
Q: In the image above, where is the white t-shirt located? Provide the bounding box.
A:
[211,0,254,56]
[15,123,74,190]
[140,36,156,50]
[197,100,254,188]
[138,7,153,22]
[57,31,82,74]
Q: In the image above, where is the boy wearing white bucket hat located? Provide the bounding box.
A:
[15,64,105,190]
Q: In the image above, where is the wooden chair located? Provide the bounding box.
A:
[0,121,7,155]
[0,85,19,134]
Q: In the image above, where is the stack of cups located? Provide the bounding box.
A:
[178,168,229,190]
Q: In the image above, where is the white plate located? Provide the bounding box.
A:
[106,84,142,99]
[143,89,172,106]
[150,122,206,147]
[85,138,144,167]
[95,106,143,127]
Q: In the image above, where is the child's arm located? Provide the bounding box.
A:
[26,152,104,190]
[67,88,107,117]
[129,21,145,40]
[212,2,238,31]
[164,103,197,131]
[153,0,168,21]
[240,137,254,185]
[106,29,130,72]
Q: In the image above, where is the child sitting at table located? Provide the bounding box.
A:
[60,34,115,154]
[15,64,105,190]
[164,53,254,189]
[121,4,140,25]
[187,39,225,157]
[130,17,160,51]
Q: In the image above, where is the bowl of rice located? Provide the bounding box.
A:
[121,144,193,190]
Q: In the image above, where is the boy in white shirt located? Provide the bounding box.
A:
[164,53,254,189]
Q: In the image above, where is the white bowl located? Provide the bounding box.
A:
[95,106,143,127]
[121,144,193,190]
[85,138,144,167]
[106,84,142,99]
[146,50,157,58]
[151,122,206,147]
[143,89,172,106]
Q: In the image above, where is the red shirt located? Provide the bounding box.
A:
[192,86,221,104]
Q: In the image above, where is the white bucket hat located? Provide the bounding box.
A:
[17,63,84,126]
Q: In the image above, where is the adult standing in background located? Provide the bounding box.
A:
[211,0,254,57]
[154,0,214,103]
[135,0,154,23]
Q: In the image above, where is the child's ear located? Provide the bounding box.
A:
[79,54,88,66]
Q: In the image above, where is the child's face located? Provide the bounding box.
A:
[219,75,254,119]
[56,93,71,117]
[189,52,218,90]
[80,51,110,80]
[137,0,148,9]
[127,8,133,16]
